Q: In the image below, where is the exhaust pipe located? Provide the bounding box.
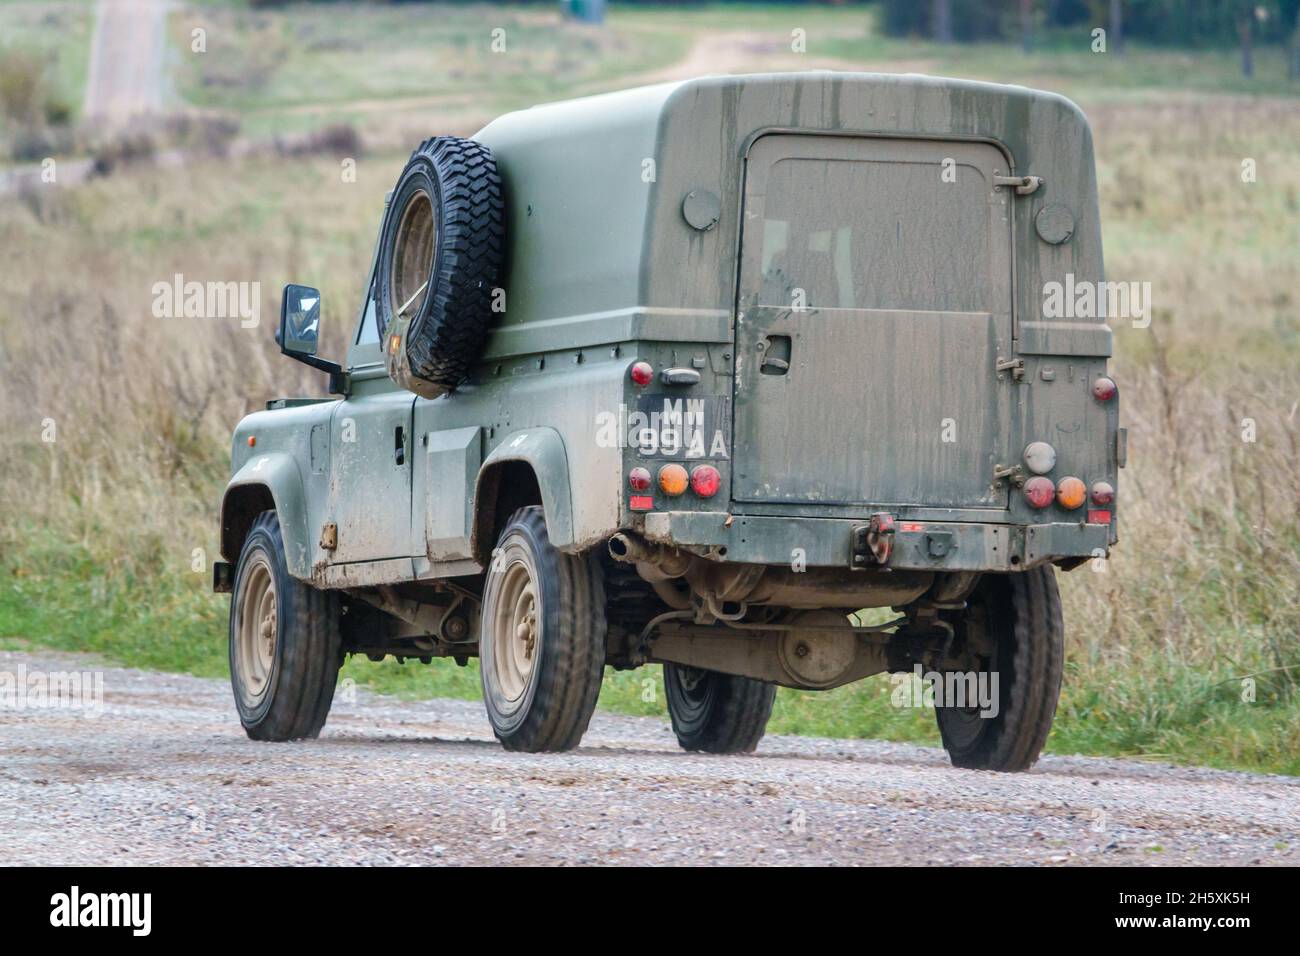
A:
[608,533,693,580]
[608,532,651,564]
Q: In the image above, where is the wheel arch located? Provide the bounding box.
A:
[220,452,313,578]
[471,427,575,565]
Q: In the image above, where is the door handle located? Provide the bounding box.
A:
[759,334,792,375]
[394,426,405,466]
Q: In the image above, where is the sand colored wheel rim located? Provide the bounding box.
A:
[389,189,437,320]
[489,557,539,703]
[235,556,277,705]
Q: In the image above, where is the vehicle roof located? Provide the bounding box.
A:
[473,72,1099,357]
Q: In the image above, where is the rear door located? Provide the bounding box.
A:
[732,135,1014,511]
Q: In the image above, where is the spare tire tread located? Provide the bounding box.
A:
[380,136,504,392]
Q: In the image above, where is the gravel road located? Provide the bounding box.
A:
[1,649,1295,866]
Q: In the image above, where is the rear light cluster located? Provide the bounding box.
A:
[1020,439,1114,520]
[1023,474,1115,514]
[628,463,720,511]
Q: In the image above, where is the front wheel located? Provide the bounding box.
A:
[479,507,606,752]
[663,663,776,754]
[229,510,341,741]
[933,565,1064,772]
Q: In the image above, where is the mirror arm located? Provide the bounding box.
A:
[283,349,349,395]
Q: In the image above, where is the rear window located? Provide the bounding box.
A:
[757,156,992,313]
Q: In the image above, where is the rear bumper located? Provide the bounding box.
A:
[639,511,1110,572]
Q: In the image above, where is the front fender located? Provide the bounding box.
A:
[476,426,575,550]
[221,451,313,577]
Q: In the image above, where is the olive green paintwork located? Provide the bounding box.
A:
[218,72,1118,586]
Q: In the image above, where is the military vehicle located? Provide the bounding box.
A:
[215,73,1122,770]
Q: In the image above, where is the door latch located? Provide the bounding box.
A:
[993,174,1044,196]
[758,334,792,376]
[992,463,1025,487]
[996,356,1025,381]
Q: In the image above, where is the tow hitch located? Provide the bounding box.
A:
[851,513,896,569]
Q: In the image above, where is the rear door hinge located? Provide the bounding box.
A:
[996,356,1025,381]
[320,522,338,551]
[993,174,1043,196]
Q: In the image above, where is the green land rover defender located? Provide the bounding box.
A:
[216,73,1122,770]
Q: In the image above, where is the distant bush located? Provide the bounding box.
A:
[9,125,78,163]
[0,47,72,128]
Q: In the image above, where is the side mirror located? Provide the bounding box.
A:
[276,283,346,392]
[279,284,322,356]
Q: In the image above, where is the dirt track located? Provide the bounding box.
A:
[0,649,1296,866]
[83,0,168,122]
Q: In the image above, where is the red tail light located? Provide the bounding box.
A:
[1092,377,1117,401]
[628,467,651,491]
[1090,480,1115,505]
[630,361,654,387]
[690,465,721,497]
[1024,476,1054,509]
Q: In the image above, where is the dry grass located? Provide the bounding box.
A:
[1061,98,1300,688]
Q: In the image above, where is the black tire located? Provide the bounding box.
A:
[663,663,776,754]
[229,510,341,741]
[934,566,1064,772]
[377,135,504,397]
[479,507,606,752]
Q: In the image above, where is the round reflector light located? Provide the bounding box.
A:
[1092,377,1117,401]
[1024,476,1054,509]
[1090,480,1115,505]
[1056,476,1087,510]
[690,464,721,497]
[1023,441,1057,475]
[658,464,688,496]
[628,467,651,492]
[630,361,654,387]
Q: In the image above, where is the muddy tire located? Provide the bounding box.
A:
[479,507,606,752]
[229,510,341,741]
[934,566,1064,772]
[377,136,504,398]
[663,664,776,754]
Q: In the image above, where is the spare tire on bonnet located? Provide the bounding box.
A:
[376,136,504,398]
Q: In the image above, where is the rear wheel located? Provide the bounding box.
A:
[934,566,1063,771]
[479,507,606,752]
[663,663,775,754]
[229,511,341,741]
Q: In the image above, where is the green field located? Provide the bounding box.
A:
[2,3,1298,774]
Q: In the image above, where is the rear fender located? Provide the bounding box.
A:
[473,427,574,559]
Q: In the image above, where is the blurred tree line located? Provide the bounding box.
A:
[242,0,1300,78]
[884,1,1300,77]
